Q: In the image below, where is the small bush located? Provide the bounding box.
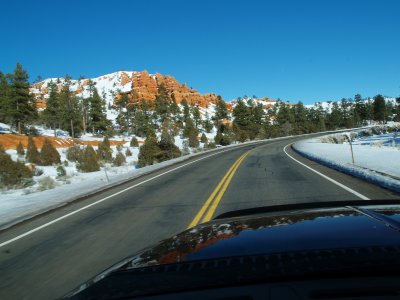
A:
[116,144,123,152]
[137,137,161,167]
[0,152,33,189]
[63,160,69,166]
[188,130,199,148]
[125,148,132,157]
[113,152,126,166]
[0,144,5,153]
[77,145,100,172]
[40,138,61,166]
[26,136,41,164]
[205,142,216,149]
[66,145,82,162]
[98,137,112,162]
[37,176,56,191]
[130,137,139,147]
[56,165,67,178]
[16,141,25,156]
[200,133,208,143]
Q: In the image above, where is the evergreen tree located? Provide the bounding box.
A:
[170,93,181,117]
[373,94,386,123]
[191,105,201,129]
[155,84,171,121]
[137,136,161,167]
[97,136,112,162]
[395,97,400,122]
[113,152,126,166]
[292,101,308,134]
[200,133,208,143]
[130,137,139,147]
[26,136,41,164]
[10,63,36,133]
[0,72,13,124]
[215,96,228,121]
[40,138,61,165]
[327,102,342,129]
[203,107,213,133]
[157,119,181,161]
[181,98,190,122]
[0,151,33,189]
[233,99,251,129]
[42,81,61,136]
[125,148,132,157]
[88,86,109,134]
[16,141,25,156]
[66,145,82,162]
[59,77,82,138]
[77,145,100,172]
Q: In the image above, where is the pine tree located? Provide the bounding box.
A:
[16,141,25,156]
[59,77,82,138]
[170,93,181,117]
[0,151,33,189]
[88,86,109,134]
[130,137,139,147]
[181,98,190,122]
[191,105,201,129]
[200,133,208,143]
[26,136,41,164]
[233,99,251,129]
[66,145,82,162]
[373,94,386,123]
[0,72,13,124]
[42,81,61,137]
[203,107,213,133]
[10,63,36,133]
[292,101,308,134]
[215,96,228,121]
[113,152,126,166]
[155,84,171,121]
[77,145,100,172]
[395,97,400,122]
[125,148,132,157]
[138,136,161,167]
[97,136,112,162]
[40,138,61,166]
[157,119,181,161]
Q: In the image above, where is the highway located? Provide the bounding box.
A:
[0,135,398,300]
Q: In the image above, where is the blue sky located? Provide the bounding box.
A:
[0,0,399,104]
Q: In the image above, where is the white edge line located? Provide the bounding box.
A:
[283,144,370,201]
[0,148,238,248]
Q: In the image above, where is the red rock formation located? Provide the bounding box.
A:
[31,71,226,110]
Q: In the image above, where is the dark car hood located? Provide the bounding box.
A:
[120,203,400,270]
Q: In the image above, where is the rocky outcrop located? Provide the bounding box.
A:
[31,71,224,110]
[124,71,221,107]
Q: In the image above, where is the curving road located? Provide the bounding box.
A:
[0,135,398,300]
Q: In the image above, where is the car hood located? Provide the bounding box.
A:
[120,203,400,270]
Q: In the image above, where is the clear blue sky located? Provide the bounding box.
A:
[1,0,399,104]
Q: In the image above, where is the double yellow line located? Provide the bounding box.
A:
[187,150,252,229]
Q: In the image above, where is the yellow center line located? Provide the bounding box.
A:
[201,151,250,223]
[187,149,252,229]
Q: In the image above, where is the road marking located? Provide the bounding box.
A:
[188,150,251,228]
[283,144,370,200]
[0,148,246,249]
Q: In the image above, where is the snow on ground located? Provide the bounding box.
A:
[293,130,400,193]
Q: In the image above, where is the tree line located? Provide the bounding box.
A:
[1,63,399,146]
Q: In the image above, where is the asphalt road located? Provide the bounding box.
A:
[0,135,398,300]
